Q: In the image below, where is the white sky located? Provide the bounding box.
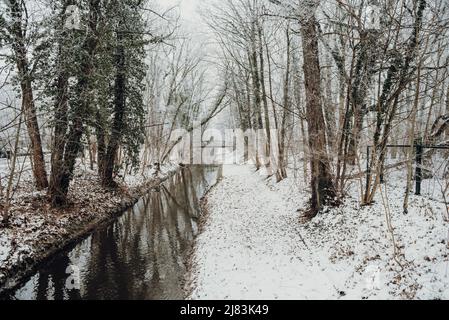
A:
[156,0,201,23]
[155,0,212,47]
[155,0,220,83]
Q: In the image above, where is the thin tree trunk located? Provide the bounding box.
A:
[95,108,106,175]
[2,112,23,224]
[404,65,421,214]
[258,24,272,169]
[9,0,48,190]
[86,129,94,171]
[364,0,426,204]
[277,25,291,182]
[49,45,69,206]
[248,21,263,169]
[446,84,449,138]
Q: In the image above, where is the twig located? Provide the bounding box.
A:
[379,183,404,270]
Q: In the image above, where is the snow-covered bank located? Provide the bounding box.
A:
[186,164,449,300]
[0,161,178,294]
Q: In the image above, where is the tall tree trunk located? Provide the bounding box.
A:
[9,0,48,190]
[323,69,336,152]
[346,31,377,165]
[277,25,291,182]
[49,28,70,206]
[258,24,272,169]
[446,84,449,138]
[404,64,421,214]
[102,32,126,187]
[300,12,335,216]
[248,20,263,169]
[50,0,100,207]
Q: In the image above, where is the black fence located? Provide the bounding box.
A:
[366,141,449,196]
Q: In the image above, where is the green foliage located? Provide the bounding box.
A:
[101,0,147,169]
[32,0,148,171]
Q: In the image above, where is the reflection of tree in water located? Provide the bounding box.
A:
[83,199,158,299]
[10,166,222,300]
[145,169,194,299]
[84,222,131,299]
[182,167,199,217]
[162,169,198,251]
[146,187,167,299]
[142,166,223,299]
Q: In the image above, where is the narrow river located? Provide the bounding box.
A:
[6,165,222,300]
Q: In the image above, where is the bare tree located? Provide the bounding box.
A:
[268,0,335,215]
[3,0,48,190]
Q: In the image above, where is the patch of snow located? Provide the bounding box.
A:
[0,232,11,265]
[188,164,449,300]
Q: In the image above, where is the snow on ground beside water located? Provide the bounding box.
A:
[0,157,178,268]
[0,232,10,264]
[188,164,449,300]
[123,162,178,188]
[0,156,177,198]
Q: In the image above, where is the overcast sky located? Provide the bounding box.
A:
[157,0,201,23]
[155,0,213,48]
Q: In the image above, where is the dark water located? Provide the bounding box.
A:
[6,165,222,300]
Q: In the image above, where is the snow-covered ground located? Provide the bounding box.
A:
[0,155,178,193]
[187,164,449,300]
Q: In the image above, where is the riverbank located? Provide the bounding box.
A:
[0,162,178,295]
[186,164,449,300]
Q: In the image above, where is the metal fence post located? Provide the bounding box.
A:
[415,139,423,195]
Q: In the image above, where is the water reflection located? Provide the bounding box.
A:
[7,165,222,300]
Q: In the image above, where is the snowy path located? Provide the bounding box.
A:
[188,165,340,299]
